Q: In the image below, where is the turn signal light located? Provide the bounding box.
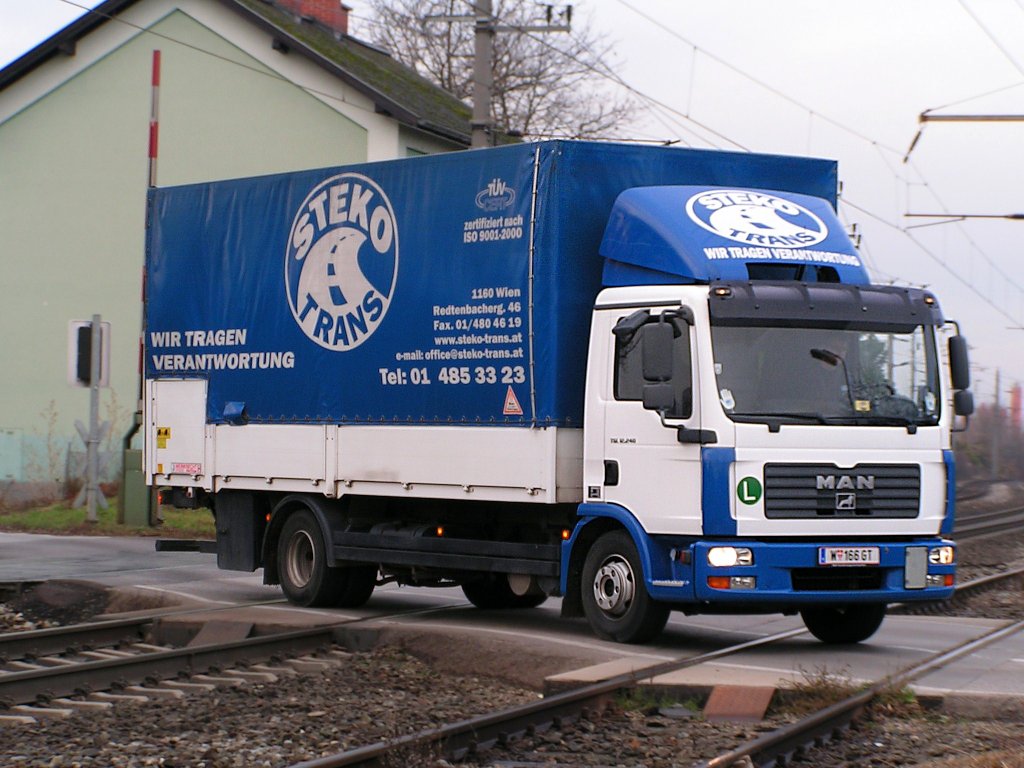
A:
[561,529,571,540]
[707,576,757,590]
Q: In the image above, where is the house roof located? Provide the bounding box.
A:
[0,0,473,145]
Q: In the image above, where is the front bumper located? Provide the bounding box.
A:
[646,537,956,607]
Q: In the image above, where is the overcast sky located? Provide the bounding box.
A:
[3,0,1023,401]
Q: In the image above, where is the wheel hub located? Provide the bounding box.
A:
[284,530,315,588]
[592,557,635,616]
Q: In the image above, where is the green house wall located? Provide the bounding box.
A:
[0,9,451,482]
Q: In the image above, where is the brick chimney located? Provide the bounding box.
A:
[277,0,350,36]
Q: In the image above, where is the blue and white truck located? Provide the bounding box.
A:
[145,141,973,644]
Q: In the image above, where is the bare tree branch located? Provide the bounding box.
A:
[363,0,640,140]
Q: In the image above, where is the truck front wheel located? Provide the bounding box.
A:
[581,531,669,643]
[278,510,375,607]
[800,604,886,644]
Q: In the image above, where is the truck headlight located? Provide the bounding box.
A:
[928,546,955,565]
[707,547,753,567]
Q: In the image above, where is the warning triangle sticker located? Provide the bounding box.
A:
[503,386,524,416]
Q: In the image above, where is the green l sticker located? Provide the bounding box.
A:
[737,476,762,505]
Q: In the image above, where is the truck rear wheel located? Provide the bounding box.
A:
[462,574,548,609]
[800,604,886,644]
[278,510,375,607]
[581,531,669,644]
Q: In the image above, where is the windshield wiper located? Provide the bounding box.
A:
[819,414,930,434]
[729,412,829,432]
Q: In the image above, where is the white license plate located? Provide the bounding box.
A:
[818,546,880,566]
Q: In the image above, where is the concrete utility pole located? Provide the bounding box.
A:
[426,2,572,148]
[471,0,494,148]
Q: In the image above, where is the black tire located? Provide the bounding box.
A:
[277,509,348,607]
[335,564,377,608]
[462,574,548,609]
[581,531,670,644]
[800,604,887,644]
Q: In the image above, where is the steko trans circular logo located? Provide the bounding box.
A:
[286,173,399,351]
[685,189,828,248]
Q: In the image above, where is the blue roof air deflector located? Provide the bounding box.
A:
[600,186,869,286]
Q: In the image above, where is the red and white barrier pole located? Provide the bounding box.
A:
[148,49,160,189]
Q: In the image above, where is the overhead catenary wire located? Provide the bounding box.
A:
[604,0,1024,328]
[958,0,1024,79]
[353,3,744,149]
[48,0,1024,329]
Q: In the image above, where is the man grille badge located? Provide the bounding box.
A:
[835,492,857,511]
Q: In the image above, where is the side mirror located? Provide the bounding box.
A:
[642,322,674,382]
[948,336,970,391]
[953,389,974,417]
[642,383,675,412]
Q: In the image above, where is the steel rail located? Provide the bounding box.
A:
[0,624,340,706]
[0,616,154,660]
[289,626,810,768]
[0,599,475,707]
[0,584,481,661]
[889,562,1024,616]
[699,618,1024,768]
[953,563,1024,600]
[955,505,1024,540]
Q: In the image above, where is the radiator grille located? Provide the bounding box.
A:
[763,464,920,519]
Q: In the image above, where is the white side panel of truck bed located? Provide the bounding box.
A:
[146,382,584,503]
[336,426,583,503]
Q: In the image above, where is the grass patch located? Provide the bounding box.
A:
[774,666,860,716]
[615,687,701,715]
[0,502,214,538]
[775,667,924,720]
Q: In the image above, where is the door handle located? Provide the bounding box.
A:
[603,460,620,486]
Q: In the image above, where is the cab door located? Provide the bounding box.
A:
[594,307,704,535]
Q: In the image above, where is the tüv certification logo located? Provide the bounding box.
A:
[286,173,399,351]
[475,178,516,211]
[685,189,828,247]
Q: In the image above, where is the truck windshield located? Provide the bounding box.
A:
[710,324,941,426]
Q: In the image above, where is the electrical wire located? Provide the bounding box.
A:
[842,197,1024,326]
[958,0,1024,79]
[607,0,1024,328]
[610,0,909,158]
[48,0,1024,328]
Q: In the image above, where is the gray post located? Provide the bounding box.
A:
[86,313,102,523]
[471,0,494,149]
[991,368,1002,480]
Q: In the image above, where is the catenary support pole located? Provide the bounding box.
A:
[471,0,494,148]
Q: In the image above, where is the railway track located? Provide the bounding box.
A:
[0,598,469,721]
[281,563,1024,768]
[698,616,1024,768]
[955,503,1024,539]
[290,626,810,768]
